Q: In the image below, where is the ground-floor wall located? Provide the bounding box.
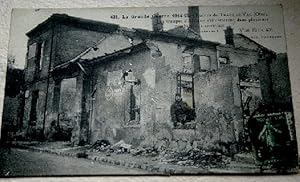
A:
[89,48,245,154]
[22,42,258,154]
[22,74,86,143]
[23,79,48,138]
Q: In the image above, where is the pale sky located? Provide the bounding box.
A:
[8,5,286,68]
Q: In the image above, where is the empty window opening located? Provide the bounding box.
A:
[59,78,77,115]
[193,55,200,73]
[29,90,39,125]
[52,80,61,112]
[219,57,229,64]
[172,73,196,129]
[124,70,141,126]
[129,85,137,121]
[35,42,44,71]
[182,55,193,73]
[199,55,211,71]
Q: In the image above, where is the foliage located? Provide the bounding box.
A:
[5,55,25,97]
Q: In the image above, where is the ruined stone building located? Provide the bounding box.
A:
[23,7,294,154]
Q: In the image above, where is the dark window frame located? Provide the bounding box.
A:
[29,90,39,125]
[176,72,195,108]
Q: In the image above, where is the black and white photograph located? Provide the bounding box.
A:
[0,5,298,176]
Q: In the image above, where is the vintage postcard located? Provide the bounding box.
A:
[0,5,298,176]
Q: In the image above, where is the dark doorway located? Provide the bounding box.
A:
[29,90,39,125]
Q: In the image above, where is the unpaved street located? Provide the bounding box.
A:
[0,148,150,176]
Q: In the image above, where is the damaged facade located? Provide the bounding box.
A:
[22,7,295,157]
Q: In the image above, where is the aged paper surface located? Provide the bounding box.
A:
[0,0,300,181]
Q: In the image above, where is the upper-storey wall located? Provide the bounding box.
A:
[54,24,108,67]
[26,27,56,84]
[25,22,112,84]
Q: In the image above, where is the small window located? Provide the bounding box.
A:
[124,70,141,127]
[29,90,39,125]
[28,43,37,59]
[177,73,194,108]
[219,57,229,64]
[52,80,61,112]
[36,42,44,71]
[129,85,137,121]
[193,55,200,73]
[182,55,193,73]
[199,55,211,71]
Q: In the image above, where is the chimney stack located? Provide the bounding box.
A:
[224,26,234,46]
[152,13,163,32]
[188,6,200,35]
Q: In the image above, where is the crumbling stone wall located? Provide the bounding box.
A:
[193,66,243,151]
[24,23,112,141]
[89,38,247,155]
[91,49,154,146]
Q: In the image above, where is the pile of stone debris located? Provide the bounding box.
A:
[160,149,230,168]
[90,139,132,153]
[90,139,230,168]
[90,139,112,152]
[131,146,159,157]
[90,139,160,156]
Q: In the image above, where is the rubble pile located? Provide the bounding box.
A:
[90,139,230,168]
[90,139,132,154]
[90,139,111,152]
[160,149,230,168]
[111,140,132,154]
[131,146,159,157]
